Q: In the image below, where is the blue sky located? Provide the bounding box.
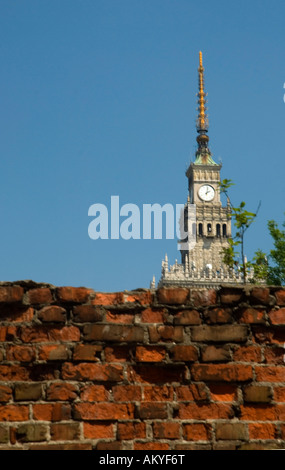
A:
[0,0,284,291]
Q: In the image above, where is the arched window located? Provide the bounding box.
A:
[198,223,203,237]
[216,224,221,237]
[223,224,227,237]
[207,223,212,234]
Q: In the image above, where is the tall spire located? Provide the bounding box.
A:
[196,51,208,133]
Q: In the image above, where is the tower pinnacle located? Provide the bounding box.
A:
[196,51,208,133]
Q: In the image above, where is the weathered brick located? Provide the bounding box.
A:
[28,443,92,450]
[112,385,141,402]
[33,403,71,421]
[201,345,231,362]
[14,383,42,401]
[0,385,12,403]
[138,403,168,419]
[91,292,125,306]
[6,345,36,362]
[83,324,144,342]
[171,345,198,362]
[0,286,24,303]
[81,385,109,402]
[253,326,285,344]
[105,311,134,324]
[124,291,152,305]
[209,384,238,402]
[129,365,187,384]
[141,308,166,323]
[233,345,262,362]
[248,422,276,440]
[264,346,284,364]
[143,385,174,402]
[56,286,94,303]
[117,422,146,440]
[191,324,248,342]
[47,382,78,401]
[191,289,217,307]
[174,309,201,325]
[157,287,189,305]
[16,424,48,442]
[96,441,122,450]
[62,362,124,382]
[74,403,134,421]
[273,386,285,402]
[250,287,270,305]
[178,403,234,420]
[153,422,180,439]
[104,346,130,362]
[191,364,253,382]
[0,306,34,323]
[0,405,29,422]
[243,385,272,403]
[176,383,208,402]
[38,344,69,361]
[20,325,80,343]
[73,344,102,362]
[215,422,248,441]
[239,307,266,324]
[240,405,276,421]
[220,287,244,304]
[148,325,184,342]
[38,306,66,322]
[0,364,29,381]
[134,442,170,450]
[135,346,166,362]
[0,425,9,443]
[27,288,53,305]
[275,289,285,306]
[269,308,285,325]
[84,422,114,439]
[255,366,285,383]
[73,305,104,322]
[204,307,232,324]
[50,423,80,441]
[183,423,210,441]
[0,325,17,341]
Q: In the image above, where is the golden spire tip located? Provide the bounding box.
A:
[199,51,203,68]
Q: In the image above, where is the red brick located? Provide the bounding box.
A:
[27,288,53,304]
[73,305,104,322]
[117,422,146,439]
[250,287,270,305]
[0,325,17,341]
[201,345,231,362]
[274,386,285,402]
[153,422,180,439]
[277,404,285,420]
[84,422,114,439]
[62,362,124,382]
[124,291,152,305]
[148,325,184,342]
[264,346,284,365]
[233,345,262,362]
[138,403,168,419]
[220,287,244,304]
[6,345,36,362]
[112,385,141,402]
[157,287,189,305]
[253,326,285,344]
[0,306,34,323]
[38,306,66,322]
[141,308,166,323]
[275,289,285,306]
[0,364,29,381]
[80,385,107,402]
[33,403,71,421]
[204,307,232,324]
[29,443,92,450]
[209,384,238,402]
[73,344,102,362]
[50,423,80,441]
[129,365,187,384]
[105,311,134,324]
[174,309,201,325]
[20,325,80,343]
[0,385,12,403]
[47,383,78,401]
[248,423,276,440]
[0,286,24,303]
[178,403,234,420]
[83,324,144,342]
[104,346,130,362]
[74,403,134,420]
[240,405,276,421]
[171,345,198,362]
[255,366,285,383]
[143,385,174,402]
[269,308,285,325]
[183,423,210,441]
[135,346,166,362]
[0,405,29,422]
[96,441,122,450]
[176,384,208,402]
[91,292,125,306]
[191,289,217,307]
[134,442,170,450]
[191,364,253,382]
[49,326,80,342]
[38,344,69,361]
[56,286,94,303]
[239,307,266,324]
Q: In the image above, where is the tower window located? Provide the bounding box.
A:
[216,224,221,237]
[198,223,203,237]
[207,223,212,233]
[223,224,227,237]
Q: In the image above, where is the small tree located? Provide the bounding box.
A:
[219,179,260,283]
[266,218,285,285]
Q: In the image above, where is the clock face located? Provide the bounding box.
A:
[198,184,215,201]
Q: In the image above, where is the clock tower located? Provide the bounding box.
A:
[158,52,243,288]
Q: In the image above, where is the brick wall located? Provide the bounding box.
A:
[0,281,284,450]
